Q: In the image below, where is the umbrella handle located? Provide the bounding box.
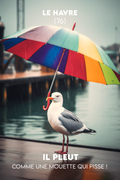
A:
[43,91,51,111]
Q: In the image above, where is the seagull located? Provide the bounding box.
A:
[47,92,96,155]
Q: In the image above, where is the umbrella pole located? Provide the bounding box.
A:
[48,22,76,93]
[43,48,65,110]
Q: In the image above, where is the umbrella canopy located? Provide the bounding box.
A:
[1,25,120,85]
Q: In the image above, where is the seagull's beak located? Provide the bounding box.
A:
[46,97,54,101]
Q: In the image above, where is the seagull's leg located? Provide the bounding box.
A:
[66,135,69,153]
[54,135,65,154]
[62,135,65,152]
[57,135,69,155]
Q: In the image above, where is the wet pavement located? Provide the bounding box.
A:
[0,137,120,180]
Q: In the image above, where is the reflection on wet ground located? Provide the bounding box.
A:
[48,156,114,180]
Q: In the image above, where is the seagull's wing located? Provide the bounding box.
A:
[58,109,88,134]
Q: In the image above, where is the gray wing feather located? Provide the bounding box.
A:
[58,109,83,134]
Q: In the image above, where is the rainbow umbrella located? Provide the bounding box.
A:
[1,24,120,109]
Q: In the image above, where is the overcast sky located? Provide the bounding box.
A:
[0,0,120,47]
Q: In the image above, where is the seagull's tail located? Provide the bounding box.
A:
[83,128,96,135]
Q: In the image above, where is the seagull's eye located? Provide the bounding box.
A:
[56,95,59,97]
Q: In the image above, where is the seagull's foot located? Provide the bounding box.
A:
[54,150,63,154]
[54,150,68,155]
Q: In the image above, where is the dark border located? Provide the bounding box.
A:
[0,135,120,152]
